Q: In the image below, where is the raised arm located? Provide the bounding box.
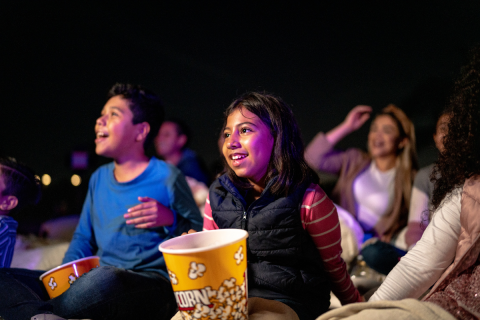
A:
[325,105,372,145]
[305,105,372,173]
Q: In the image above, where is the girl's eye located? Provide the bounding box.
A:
[240,127,251,134]
[224,133,230,138]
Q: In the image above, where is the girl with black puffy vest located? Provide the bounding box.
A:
[201,92,361,320]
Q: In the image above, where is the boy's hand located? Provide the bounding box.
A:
[124,197,174,228]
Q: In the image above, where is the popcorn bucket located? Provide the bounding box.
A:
[39,256,100,298]
[159,229,248,320]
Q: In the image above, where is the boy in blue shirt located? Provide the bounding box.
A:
[0,84,202,320]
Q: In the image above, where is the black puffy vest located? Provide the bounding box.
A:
[209,175,332,316]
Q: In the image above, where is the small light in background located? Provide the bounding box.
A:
[42,174,51,186]
[71,174,81,187]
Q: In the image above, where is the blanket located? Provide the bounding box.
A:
[315,299,455,320]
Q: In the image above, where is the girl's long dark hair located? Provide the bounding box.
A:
[431,46,480,213]
[223,92,319,196]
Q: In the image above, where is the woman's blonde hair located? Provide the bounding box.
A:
[379,104,418,216]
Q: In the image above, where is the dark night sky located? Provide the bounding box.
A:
[2,2,480,184]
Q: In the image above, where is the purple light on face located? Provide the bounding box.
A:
[73,263,79,277]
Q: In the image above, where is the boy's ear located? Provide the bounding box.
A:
[0,195,18,211]
[136,122,151,142]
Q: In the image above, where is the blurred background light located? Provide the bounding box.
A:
[71,174,81,187]
[42,174,51,186]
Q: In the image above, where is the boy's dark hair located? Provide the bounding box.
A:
[108,83,164,150]
[0,157,41,212]
[223,92,319,196]
[165,118,192,149]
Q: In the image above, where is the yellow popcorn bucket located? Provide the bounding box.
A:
[159,229,248,320]
[39,256,100,298]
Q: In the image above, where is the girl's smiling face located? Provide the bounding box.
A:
[223,107,274,188]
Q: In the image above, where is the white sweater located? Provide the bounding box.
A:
[369,188,462,301]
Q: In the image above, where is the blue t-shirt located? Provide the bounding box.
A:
[63,157,203,278]
[0,216,18,268]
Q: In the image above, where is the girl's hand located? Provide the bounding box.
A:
[181,229,198,236]
[124,197,174,228]
[342,105,372,133]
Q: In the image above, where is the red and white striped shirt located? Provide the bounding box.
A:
[203,183,361,305]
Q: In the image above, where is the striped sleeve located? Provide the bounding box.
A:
[203,195,219,231]
[301,183,361,304]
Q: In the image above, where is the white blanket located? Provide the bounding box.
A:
[316,299,455,320]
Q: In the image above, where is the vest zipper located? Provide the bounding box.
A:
[241,211,247,230]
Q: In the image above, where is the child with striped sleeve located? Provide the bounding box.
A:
[198,92,361,320]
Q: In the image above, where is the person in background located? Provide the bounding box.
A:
[199,92,361,320]
[155,118,211,186]
[403,108,452,249]
[305,104,418,275]
[0,157,41,268]
[316,45,480,320]
[0,83,203,320]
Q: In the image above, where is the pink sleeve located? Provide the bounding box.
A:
[302,184,361,304]
[203,195,219,230]
[305,132,366,176]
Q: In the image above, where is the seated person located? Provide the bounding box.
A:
[202,92,361,319]
[0,83,203,320]
[155,118,211,186]
[317,46,480,320]
[361,108,454,275]
[305,104,418,274]
[404,108,451,249]
[0,157,41,268]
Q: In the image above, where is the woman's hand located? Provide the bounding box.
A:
[124,196,174,228]
[325,105,372,145]
[342,105,372,133]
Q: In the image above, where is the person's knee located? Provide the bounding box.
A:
[362,242,399,275]
[362,243,384,261]
[65,266,123,296]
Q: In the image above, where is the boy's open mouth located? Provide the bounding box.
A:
[95,131,109,143]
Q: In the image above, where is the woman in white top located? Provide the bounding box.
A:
[305,104,418,274]
[317,46,480,320]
